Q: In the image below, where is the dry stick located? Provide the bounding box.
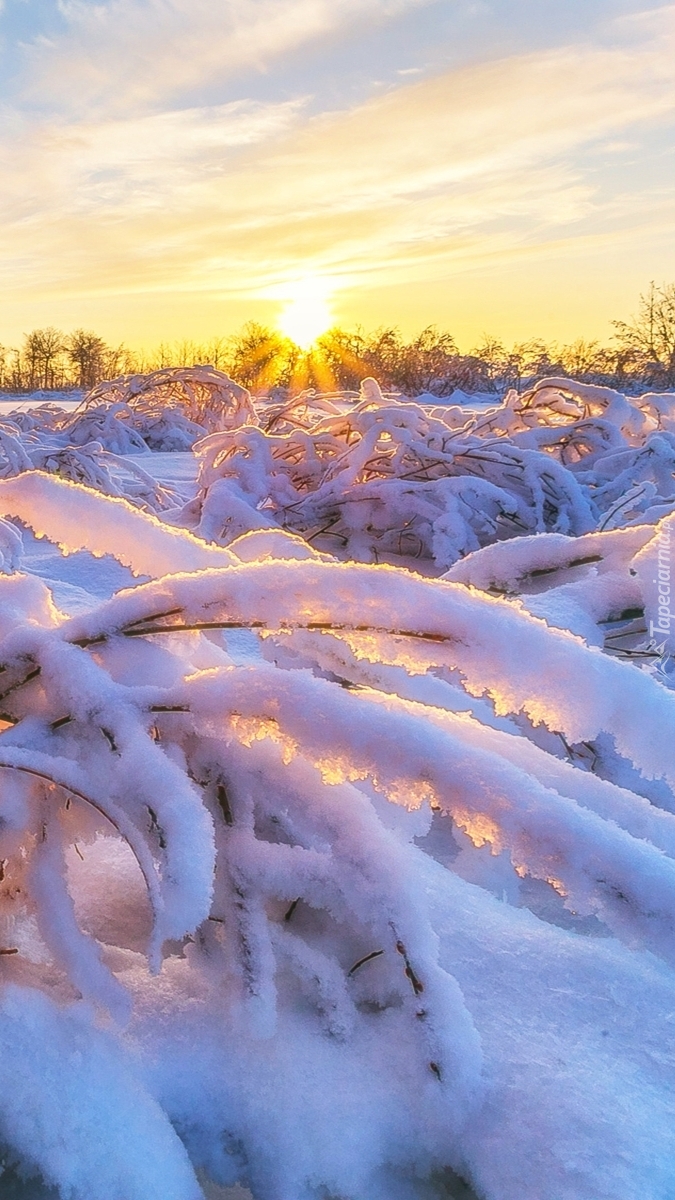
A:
[604,627,648,644]
[101,727,118,753]
[0,597,467,728]
[529,554,603,577]
[348,949,384,976]
[70,622,258,648]
[125,606,184,628]
[305,519,343,543]
[217,783,234,827]
[605,646,662,660]
[391,927,444,1081]
[51,715,72,730]
[119,619,459,646]
[395,938,424,996]
[59,613,463,651]
[0,666,41,704]
[123,620,266,637]
[598,608,645,626]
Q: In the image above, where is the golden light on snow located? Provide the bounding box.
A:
[454,810,503,852]
[229,714,298,766]
[277,279,333,349]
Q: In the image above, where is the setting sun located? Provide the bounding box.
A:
[278,280,333,349]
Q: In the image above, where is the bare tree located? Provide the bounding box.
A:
[67,329,108,390]
[558,339,610,379]
[22,327,66,390]
[613,282,675,386]
[202,336,230,370]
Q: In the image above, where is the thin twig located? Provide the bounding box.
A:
[51,715,72,730]
[148,704,190,713]
[392,929,424,996]
[0,761,157,913]
[0,666,41,703]
[348,949,384,976]
[125,607,183,627]
[604,627,648,644]
[217,783,234,826]
[119,618,459,647]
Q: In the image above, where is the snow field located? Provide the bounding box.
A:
[0,369,672,1199]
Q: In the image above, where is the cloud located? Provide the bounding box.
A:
[1,3,675,336]
[19,0,431,115]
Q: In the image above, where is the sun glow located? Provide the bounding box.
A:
[278,280,333,349]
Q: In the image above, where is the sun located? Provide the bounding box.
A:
[278,280,333,349]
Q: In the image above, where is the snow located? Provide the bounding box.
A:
[0,373,673,1200]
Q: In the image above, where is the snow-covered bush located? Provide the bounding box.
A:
[6,370,675,572]
[0,406,187,512]
[0,432,179,514]
[178,375,675,568]
[82,365,256,435]
[0,470,673,1198]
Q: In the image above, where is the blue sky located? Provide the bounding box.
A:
[1,0,674,348]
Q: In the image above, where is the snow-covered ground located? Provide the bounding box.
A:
[0,371,674,1200]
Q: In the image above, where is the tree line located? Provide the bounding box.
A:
[2,282,674,396]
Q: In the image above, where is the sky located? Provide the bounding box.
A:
[1,0,675,351]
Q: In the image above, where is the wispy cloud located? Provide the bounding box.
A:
[19,0,431,114]
[1,2,675,341]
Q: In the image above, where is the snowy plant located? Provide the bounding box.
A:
[166,373,675,569]
[182,384,595,567]
[82,365,257,434]
[0,409,188,512]
[5,370,675,572]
